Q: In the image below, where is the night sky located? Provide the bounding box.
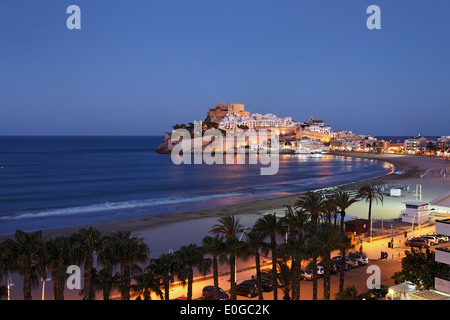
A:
[1,0,449,136]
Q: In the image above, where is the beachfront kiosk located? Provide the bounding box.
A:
[401,200,430,225]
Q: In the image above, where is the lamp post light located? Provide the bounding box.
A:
[7,277,14,300]
[41,277,54,300]
[234,227,248,284]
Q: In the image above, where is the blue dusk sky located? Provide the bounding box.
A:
[1,0,449,136]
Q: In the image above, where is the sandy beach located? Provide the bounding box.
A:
[5,152,448,258]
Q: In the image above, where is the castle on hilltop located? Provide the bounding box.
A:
[157,102,395,155]
[206,103,249,123]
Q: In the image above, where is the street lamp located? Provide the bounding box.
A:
[40,277,54,300]
[234,227,248,283]
[7,277,14,300]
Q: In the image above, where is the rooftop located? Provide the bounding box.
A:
[402,200,429,206]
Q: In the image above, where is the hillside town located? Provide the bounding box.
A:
[157,103,450,157]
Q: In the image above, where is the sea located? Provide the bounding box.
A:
[0,136,395,235]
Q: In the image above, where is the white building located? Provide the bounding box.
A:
[297,138,328,153]
[218,112,296,130]
[387,194,450,300]
[401,200,430,225]
[435,217,450,295]
[300,116,332,135]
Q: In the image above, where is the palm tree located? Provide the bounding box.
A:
[335,233,354,293]
[107,230,150,300]
[147,252,176,300]
[0,285,7,300]
[244,228,269,300]
[304,227,322,300]
[132,271,163,300]
[279,209,310,300]
[331,190,359,234]
[91,267,120,300]
[46,235,74,300]
[0,240,12,284]
[253,213,283,300]
[314,223,339,300]
[277,232,306,300]
[357,184,384,236]
[322,198,338,226]
[202,235,225,300]
[294,191,325,225]
[276,260,292,300]
[210,215,245,239]
[174,243,211,300]
[280,208,310,242]
[71,226,103,300]
[209,215,245,300]
[4,230,44,300]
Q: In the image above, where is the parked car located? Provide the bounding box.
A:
[260,269,285,287]
[202,286,230,300]
[318,260,338,274]
[240,278,273,292]
[432,234,449,243]
[236,281,258,298]
[306,264,325,277]
[348,252,369,266]
[299,269,313,281]
[332,256,357,269]
[316,265,324,277]
[405,238,430,248]
[420,235,439,245]
[332,257,348,271]
[345,257,359,268]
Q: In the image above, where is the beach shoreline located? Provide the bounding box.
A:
[2,152,448,256]
[0,152,390,237]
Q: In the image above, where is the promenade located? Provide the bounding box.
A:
[157,220,442,301]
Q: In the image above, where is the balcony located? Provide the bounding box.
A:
[436,219,450,237]
[435,247,450,265]
[435,275,450,295]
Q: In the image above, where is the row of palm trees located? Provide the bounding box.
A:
[0,227,149,300]
[0,184,382,300]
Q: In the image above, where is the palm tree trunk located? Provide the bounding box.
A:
[56,277,65,300]
[103,289,110,300]
[271,234,278,300]
[164,275,170,300]
[340,211,346,234]
[212,256,219,300]
[323,249,332,300]
[187,268,194,300]
[83,251,93,300]
[339,251,346,293]
[291,258,299,300]
[255,251,263,300]
[312,259,318,300]
[230,255,236,300]
[23,265,32,300]
[323,265,331,300]
[122,264,131,300]
[120,264,124,297]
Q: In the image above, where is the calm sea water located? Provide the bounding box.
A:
[0,136,393,235]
